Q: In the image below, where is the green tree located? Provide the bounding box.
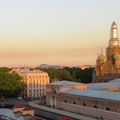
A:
[0,68,25,98]
[59,70,73,81]
[36,67,94,83]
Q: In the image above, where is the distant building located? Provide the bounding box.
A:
[12,68,50,99]
[79,65,95,70]
[13,104,34,117]
[0,109,24,120]
[38,64,64,69]
[93,22,120,83]
[46,80,120,120]
[0,105,39,120]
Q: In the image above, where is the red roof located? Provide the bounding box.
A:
[14,104,24,108]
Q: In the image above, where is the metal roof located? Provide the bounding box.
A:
[88,82,120,90]
[109,78,120,83]
[0,109,24,120]
[49,80,81,86]
[61,89,120,101]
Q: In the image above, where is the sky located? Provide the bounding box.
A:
[0,0,120,67]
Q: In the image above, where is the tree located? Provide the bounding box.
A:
[0,68,25,98]
[60,70,73,81]
[36,67,94,83]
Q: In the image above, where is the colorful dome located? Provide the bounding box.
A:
[97,54,105,62]
[113,54,120,59]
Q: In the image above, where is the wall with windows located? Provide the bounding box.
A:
[13,68,50,98]
[23,72,49,98]
[46,90,120,120]
[60,94,120,112]
[60,102,120,120]
[46,80,120,120]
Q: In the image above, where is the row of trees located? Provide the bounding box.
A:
[0,67,25,98]
[37,67,94,83]
[0,66,94,98]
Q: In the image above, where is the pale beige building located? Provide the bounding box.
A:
[12,68,50,98]
[46,80,120,120]
[46,81,87,107]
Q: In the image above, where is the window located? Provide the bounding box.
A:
[33,80,35,83]
[105,107,111,111]
[64,100,68,103]
[73,101,76,104]
[93,105,98,109]
[83,103,86,106]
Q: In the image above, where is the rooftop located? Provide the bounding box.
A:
[49,80,82,86]
[109,78,120,83]
[12,68,48,74]
[14,104,24,108]
[61,89,120,101]
[0,109,24,120]
[88,82,120,90]
[49,79,120,101]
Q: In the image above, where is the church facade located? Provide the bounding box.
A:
[93,22,120,83]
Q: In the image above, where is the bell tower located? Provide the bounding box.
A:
[106,22,120,62]
[109,21,119,47]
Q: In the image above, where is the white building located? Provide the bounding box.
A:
[12,68,50,99]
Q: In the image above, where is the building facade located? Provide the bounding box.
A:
[12,68,49,99]
[93,22,120,83]
[46,80,120,120]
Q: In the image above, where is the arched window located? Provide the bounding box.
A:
[105,107,111,111]
[73,101,76,104]
[93,105,98,109]
[83,103,86,106]
[64,100,68,103]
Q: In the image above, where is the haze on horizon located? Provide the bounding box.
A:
[0,0,120,67]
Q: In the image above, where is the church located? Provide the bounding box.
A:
[93,22,120,83]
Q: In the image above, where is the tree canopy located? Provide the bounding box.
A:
[37,67,94,83]
[0,67,25,98]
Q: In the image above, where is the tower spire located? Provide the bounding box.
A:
[109,21,119,47]
[110,21,118,39]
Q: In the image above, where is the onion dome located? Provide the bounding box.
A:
[113,54,120,59]
[97,54,105,62]
[96,47,105,62]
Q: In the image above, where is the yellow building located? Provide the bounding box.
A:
[93,22,120,83]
